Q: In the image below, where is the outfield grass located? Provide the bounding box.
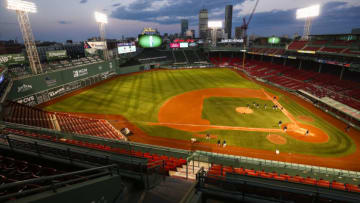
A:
[45,68,356,157]
[202,97,290,128]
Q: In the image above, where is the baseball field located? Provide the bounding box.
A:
[41,68,360,170]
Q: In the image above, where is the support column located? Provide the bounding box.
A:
[318,63,322,73]
[283,58,287,66]
[298,60,302,70]
[340,67,345,80]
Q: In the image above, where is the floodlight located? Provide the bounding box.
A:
[296,4,320,19]
[208,21,222,28]
[7,0,37,13]
[95,12,108,24]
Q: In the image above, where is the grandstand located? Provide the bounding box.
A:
[1,3,360,202]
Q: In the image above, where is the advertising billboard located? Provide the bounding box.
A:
[170,43,180,48]
[46,50,67,61]
[138,35,162,48]
[0,54,26,66]
[180,42,189,48]
[84,41,106,50]
[84,41,106,57]
[189,42,197,47]
[118,42,136,54]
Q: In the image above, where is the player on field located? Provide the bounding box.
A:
[346,125,351,132]
[305,130,309,136]
[278,120,282,127]
[222,140,227,148]
[217,140,221,147]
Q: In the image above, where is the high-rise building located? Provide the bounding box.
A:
[181,19,189,37]
[235,26,244,39]
[199,9,208,39]
[225,5,233,39]
[186,30,195,38]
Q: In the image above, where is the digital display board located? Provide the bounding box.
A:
[138,35,162,48]
[118,42,136,54]
[268,37,280,44]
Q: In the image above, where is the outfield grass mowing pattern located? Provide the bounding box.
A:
[45,68,356,157]
[202,97,290,128]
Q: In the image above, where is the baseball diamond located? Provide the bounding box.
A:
[41,68,360,170]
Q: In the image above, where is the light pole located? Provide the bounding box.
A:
[6,0,42,74]
[296,5,320,40]
[95,12,110,61]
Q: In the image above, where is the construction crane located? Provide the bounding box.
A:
[240,0,259,45]
[240,0,259,69]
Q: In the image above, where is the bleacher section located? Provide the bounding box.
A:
[288,40,308,50]
[134,49,173,64]
[2,127,187,176]
[173,50,187,63]
[206,164,360,192]
[287,39,360,56]
[211,57,360,111]
[2,101,125,140]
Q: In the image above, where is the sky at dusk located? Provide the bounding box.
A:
[0,0,360,42]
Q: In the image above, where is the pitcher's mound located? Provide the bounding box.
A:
[267,134,287,145]
[236,107,253,114]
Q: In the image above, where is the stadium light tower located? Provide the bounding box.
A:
[208,21,222,47]
[296,4,320,40]
[95,11,109,61]
[6,0,42,74]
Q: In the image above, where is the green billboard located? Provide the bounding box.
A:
[138,35,162,48]
[46,50,68,61]
[268,37,280,44]
[0,54,26,66]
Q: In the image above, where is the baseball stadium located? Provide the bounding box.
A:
[1,0,360,202]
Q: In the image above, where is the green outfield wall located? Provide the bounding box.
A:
[7,59,164,106]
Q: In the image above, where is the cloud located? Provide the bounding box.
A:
[80,0,88,4]
[234,0,360,17]
[58,20,72,25]
[110,0,242,25]
[243,1,360,36]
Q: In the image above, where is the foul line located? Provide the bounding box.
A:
[108,119,283,133]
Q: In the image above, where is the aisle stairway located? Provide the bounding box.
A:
[169,161,210,180]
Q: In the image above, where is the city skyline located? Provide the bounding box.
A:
[0,0,360,42]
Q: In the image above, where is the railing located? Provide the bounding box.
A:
[192,151,360,184]
[197,168,360,203]
[0,164,118,202]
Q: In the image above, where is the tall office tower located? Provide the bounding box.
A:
[199,9,208,39]
[181,19,189,37]
[225,5,233,39]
